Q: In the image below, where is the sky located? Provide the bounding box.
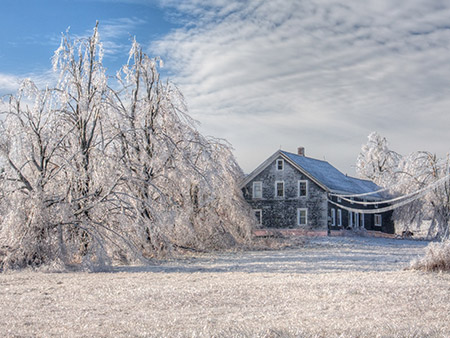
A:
[1,0,450,175]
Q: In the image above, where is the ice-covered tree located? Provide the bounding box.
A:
[395,152,450,239]
[0,81,69,267]
[356,132,401,187]
[357,132,450,239]
[109,40,253,256]
[0,25,253,271]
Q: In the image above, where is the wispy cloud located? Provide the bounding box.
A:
[0,73,21,96]
[153,0,450,173]
[80,17,148,58]
[0,69,61,98]
[100,17,147,41]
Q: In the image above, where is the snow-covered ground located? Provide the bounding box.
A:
[0,236,449,337]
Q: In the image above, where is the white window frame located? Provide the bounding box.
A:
[254,209,262,225]
[252,181,262,199]
[297,208,308,226]
[348,211,353,227]
[374,214,382,227]
[354,212,359,228]
[360,213,365,229]
[331,208,336,226]
[276,159,284,171]
[275,181,285,198]
[298,180,308,198]
[337,209,342,227]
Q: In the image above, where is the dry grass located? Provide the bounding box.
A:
[410,240,450,272]
[0,237,448,337]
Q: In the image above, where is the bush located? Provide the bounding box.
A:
[410,240,450,272]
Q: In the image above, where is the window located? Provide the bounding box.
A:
[374,214,382,227]
[337,209,342,227]
[254,209,262,225]
[298,180,308,197]
[348,211,353,227]
[276,159,284,171]
[360,213,365,229]
[331,208,336,226]
[275,181,284,198]
[252,181,262,199]
[297,208,308,226]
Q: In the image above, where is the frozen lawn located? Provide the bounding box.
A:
[1,237,449,337]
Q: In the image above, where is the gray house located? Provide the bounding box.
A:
[240,148,394,233]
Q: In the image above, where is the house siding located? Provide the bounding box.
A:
[242,156,328,229]
[327,196,395,234]
[242,150,395,234]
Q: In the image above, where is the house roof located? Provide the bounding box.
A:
[280,151,383,198]
[240,149,384,199]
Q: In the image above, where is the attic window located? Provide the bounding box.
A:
[276,159,284,171]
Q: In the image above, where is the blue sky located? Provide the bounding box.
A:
[2,0,450,175]
[0,0,175,75]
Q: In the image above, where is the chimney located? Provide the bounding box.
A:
[297,147,305,156]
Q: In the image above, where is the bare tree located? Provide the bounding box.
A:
[0,25,253,271]
[110,40,253,256]
[0,81,68,267]
[356,131,401,187]
[357,132,450,239]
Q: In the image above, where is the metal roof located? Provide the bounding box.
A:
[281,151,383,198]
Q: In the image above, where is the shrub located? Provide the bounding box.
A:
[410,240,450,272]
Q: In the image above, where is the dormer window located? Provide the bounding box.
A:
[276,159,284,171]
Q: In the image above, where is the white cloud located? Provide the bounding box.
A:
[0,69,61,99]
[67,18,148,60]
[0,74,21,96]
[152,0,450,174]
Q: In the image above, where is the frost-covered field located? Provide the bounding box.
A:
[1,237,449,337]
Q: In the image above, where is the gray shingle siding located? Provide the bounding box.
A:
[242,156,328,229]
[241,150,395,233]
